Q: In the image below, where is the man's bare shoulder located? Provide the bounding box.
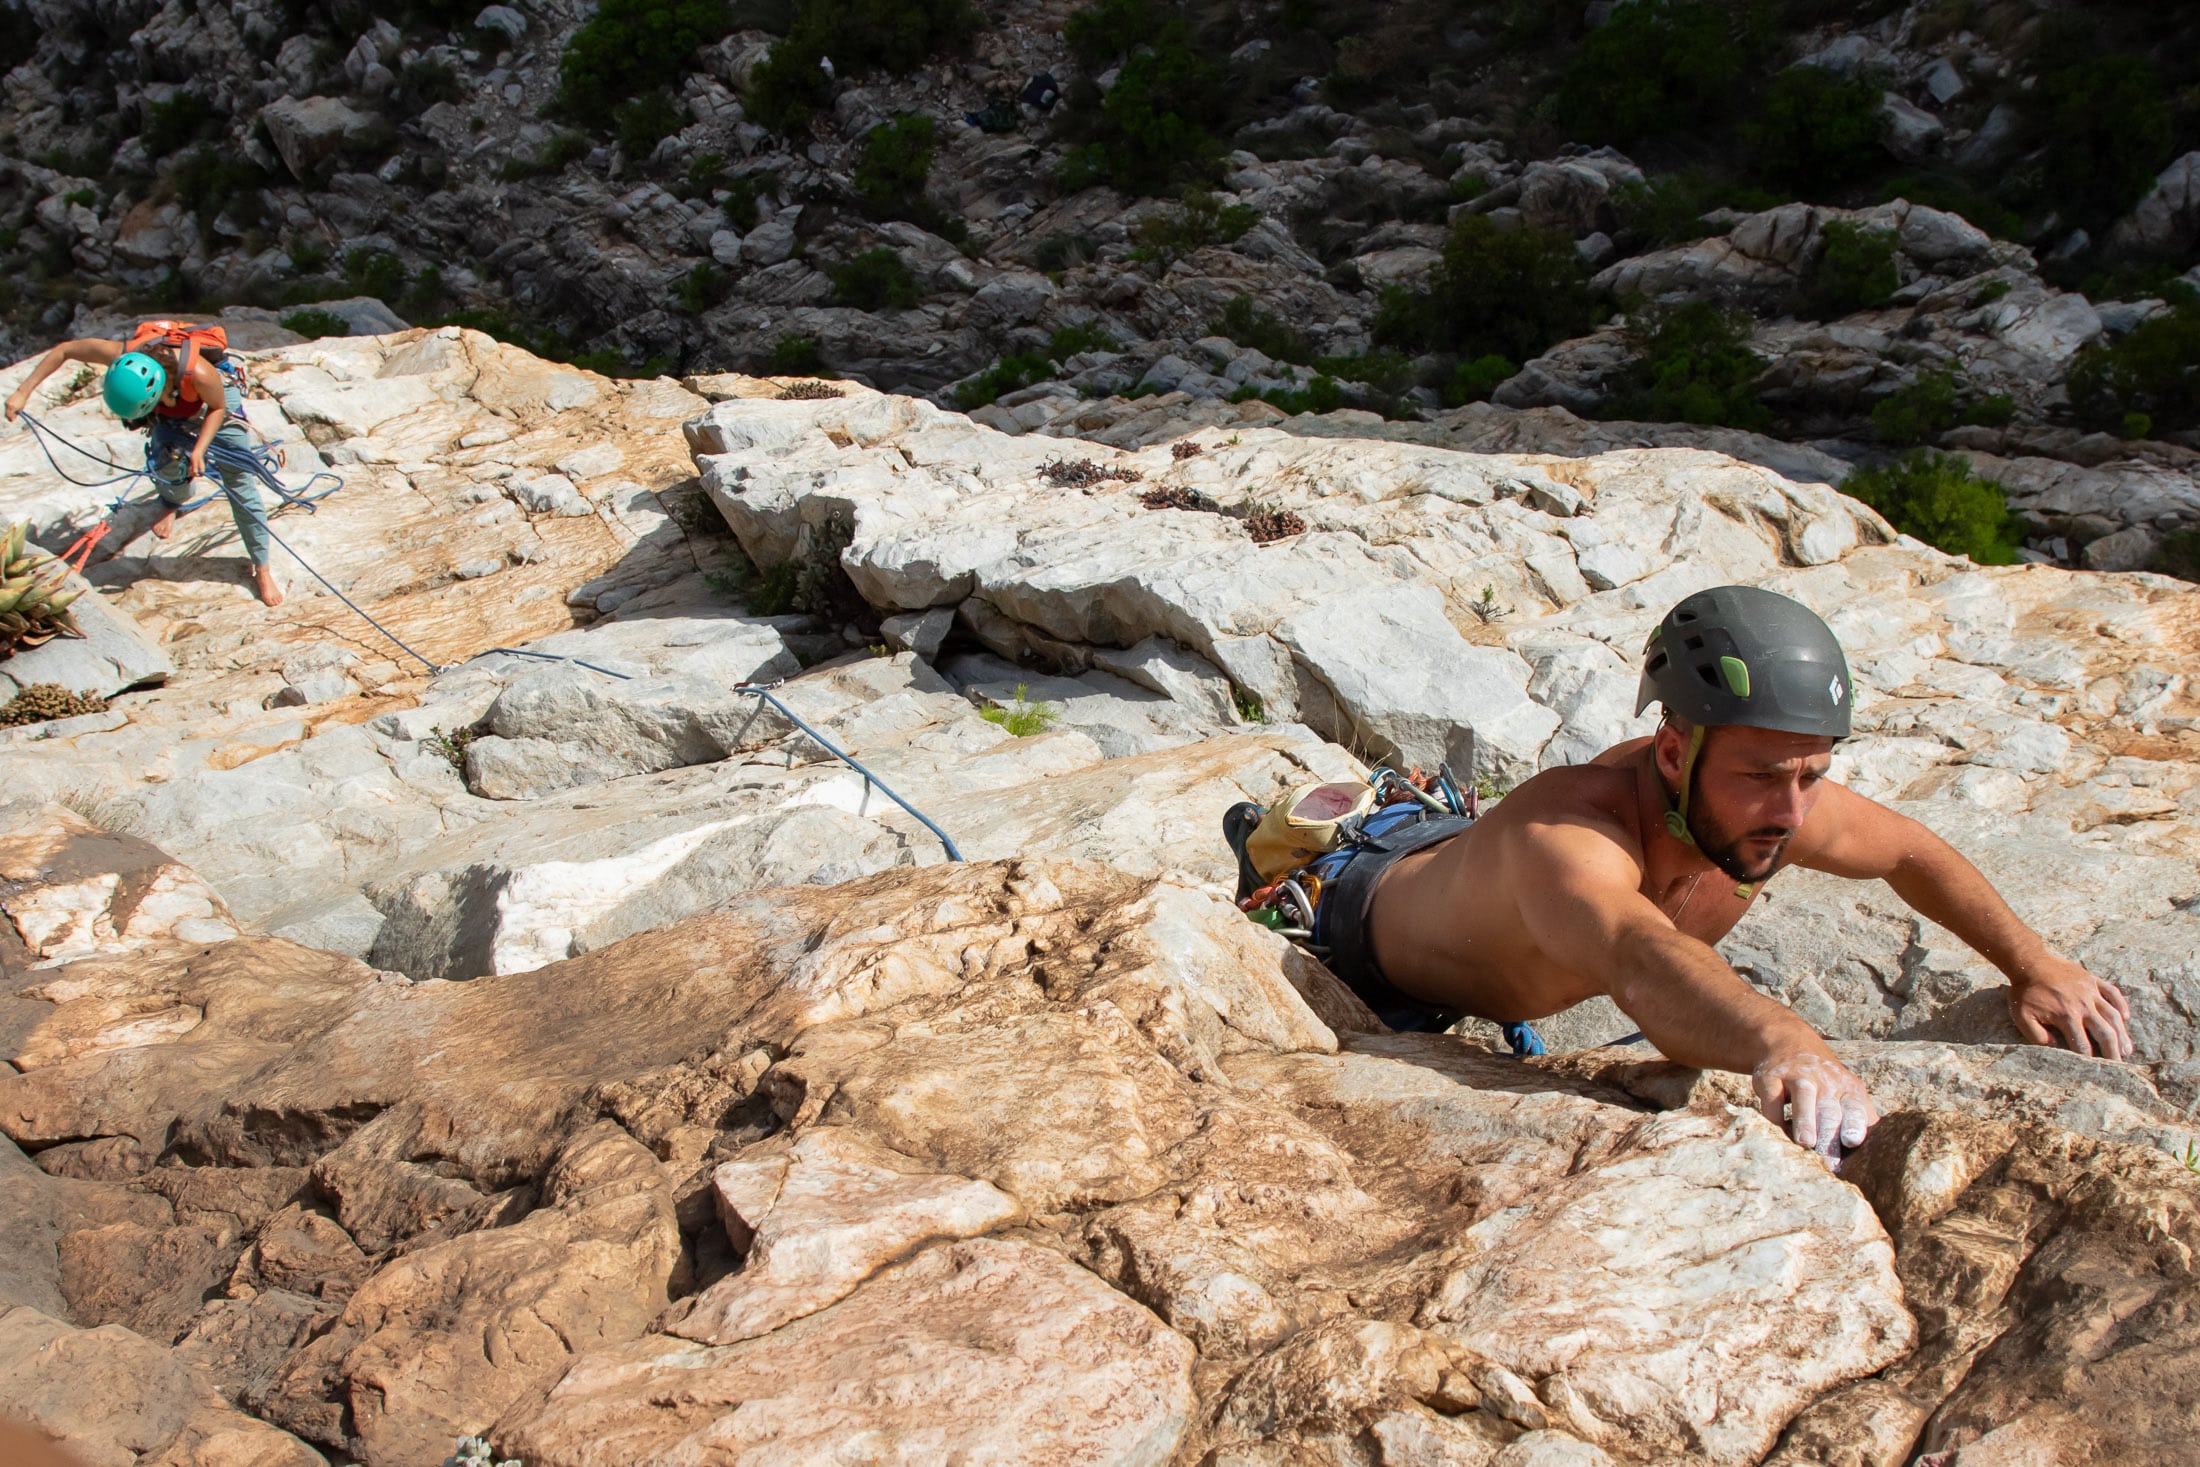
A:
[1489,757,1642,839]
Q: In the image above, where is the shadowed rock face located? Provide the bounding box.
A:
[5,334,2200,1464]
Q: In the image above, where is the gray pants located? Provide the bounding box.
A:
[148,377,269,567]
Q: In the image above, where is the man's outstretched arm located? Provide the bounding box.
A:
[1513,815,1875,1161]
[1789,782,2132,1058]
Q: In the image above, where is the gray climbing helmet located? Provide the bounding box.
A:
[1636,585,1853,739]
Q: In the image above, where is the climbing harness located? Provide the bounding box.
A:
[13,409,966,866]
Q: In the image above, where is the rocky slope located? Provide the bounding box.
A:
[4,327,2200,1464]
[9,0,2200,578]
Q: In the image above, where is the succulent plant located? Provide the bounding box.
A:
[0,682,108,728]
[0,522,85,659]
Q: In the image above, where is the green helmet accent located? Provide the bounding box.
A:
[103,352,167,420]
[1636,585,1853,740]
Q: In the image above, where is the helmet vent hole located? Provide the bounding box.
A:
[1683,635,1705,651]
[1696,665,1722,688]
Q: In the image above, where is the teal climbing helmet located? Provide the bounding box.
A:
[103,352,167,420]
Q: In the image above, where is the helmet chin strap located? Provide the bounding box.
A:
[1662,724,1706,847]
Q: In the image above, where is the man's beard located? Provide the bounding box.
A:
[1687,804,1793,883]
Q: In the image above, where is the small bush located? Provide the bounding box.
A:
[1238,504,1306,543]
[393,58,465,117]
[1065,0,1156,64]
[499,130,590,180]
[981,684,1058,737]
[1047,320,1117,359]
[829,248,920,310]
[162,148,270,241]
[1613,172,1784,247]
[779,379,844,400]
[1869,366,2014,446]
[616,90,687,158]
[682,151,729,199]
[1315,350,1414,396]
[722,173,768,230]
[2067,300,2200,434]
[1211,295,1314,365]
[345,247,406,303]
[1379,215,1599,364]
[1842,450,2023,564]
[1878,173,2023,242]
[556,0,731,130]
[1805,220,1899,319]
[748,0,980,131]
[2035,52,2173,229]
[140,92,217,159]
[1446,354,1518,405]
[676,261,731,313]
[854,113,935,218]
[769,333,824,374]
[1605,301,1768,430]
[281,308,348,339]
[1055,14,1223,196]
[1555,0,1746,145]
[0,683,108,728]
[1127,191,1258,268]
[953,352,1054,410]
[1230,375,1346,416]
[1746,66,1888,194]
[2154,527,2200,583]
[1042,456,1141,487]
[1034,233,1097,273]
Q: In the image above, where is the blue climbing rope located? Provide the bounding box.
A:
[15,411,966,863]
[462,645,965,863]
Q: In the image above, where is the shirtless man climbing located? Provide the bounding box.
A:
[1317,585,2132,1163]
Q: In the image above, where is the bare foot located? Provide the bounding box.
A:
[151,508,177,540]
[253,564,284,607]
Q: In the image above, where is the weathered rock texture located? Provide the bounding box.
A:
[4,333,2199,1464]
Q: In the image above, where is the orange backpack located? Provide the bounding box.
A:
[125,321,234,417]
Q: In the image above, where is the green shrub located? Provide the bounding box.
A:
[393,58,465,117]
[769,333,824,373]
[1605,301,1768,430]
[615,90,687,158]
[2067,300,2200,434]
[1746,66,1887,194]
[1878,174,2023,242]
[1065,0,1156,64]
[1127,191,1258,268]
[163,148,271,241]
[1211,295,1314,365]
[1869,366,2014,446]
[345,247,406,302]
[981,684,1059,736]
[1229,375,1345,415]
[953,352,1055,410]
[1555,0,1746,145]
[141,92,217,159]
[1842,450,2023,564]
[1446,354,1518,405]
[1613,173,1780,247]
[1047,320,1117,358]
[280,308,348,339]
[1314,350,1414,395]
[403,263,447,319]
[1035,233,1097,272]
[2035,52,2172,229]
[499,130,591,180]
[682,151,729,200]
[2154,527,2200,583]
[748,0,979,131]
[556,0,731,130]
[1378,215,1599,364]
[676,261,731,313]
[854,113,935,218]
[1805,220,1899,319]
[723,174,768,230]
[1055,12,1223,196]
[830,248,920,310]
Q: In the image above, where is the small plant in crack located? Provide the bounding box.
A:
[980,683,1058,736]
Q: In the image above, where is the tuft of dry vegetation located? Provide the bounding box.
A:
[1170,440,1204,460]
[1042,457,1143,488]
[778,379,845,400]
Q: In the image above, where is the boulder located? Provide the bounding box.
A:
[2109,151,2200,260]
[259,97,380,182]
[0,579,172,700]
